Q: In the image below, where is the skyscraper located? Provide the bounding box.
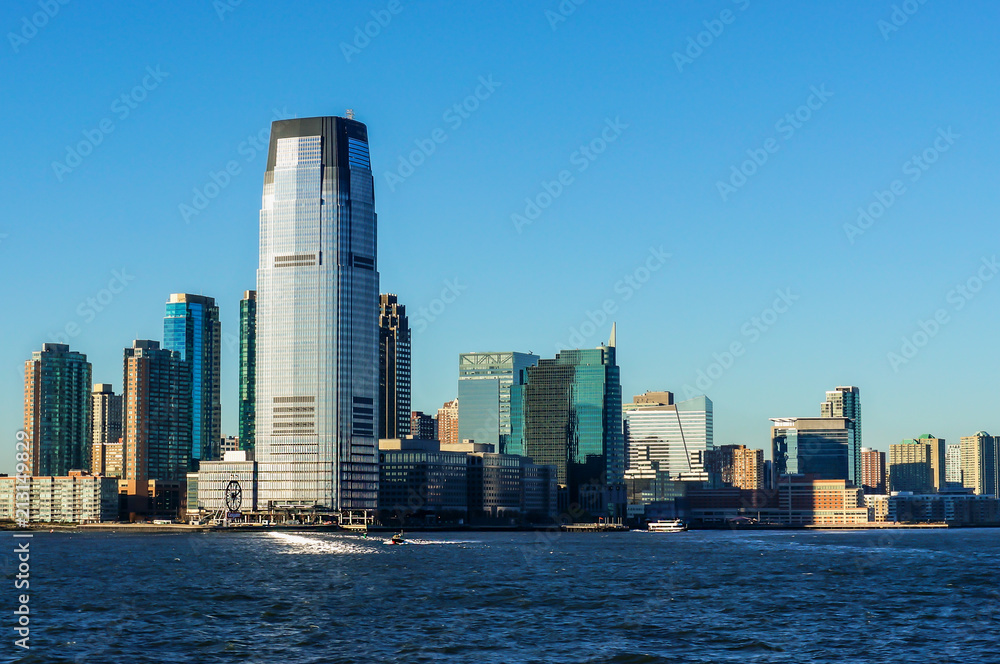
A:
[821,386,861,452]
[889,439,935,493]
[623,391,714,481]
[510,330,623,509]
[704,444,762,489]
[458,352,539,453]
[90,383,123,476]
[255,116,379,511]
[122,340,192,500]
[163,293,221,466]
[960,432,999,496]
[437,399,459,446]
[410,411,436,440]
[24,343,92,476]
[378,293,411,440]
[946,443,962,485]
[239,290,256,452]
[771,416,858,485]
[860,447,887,495]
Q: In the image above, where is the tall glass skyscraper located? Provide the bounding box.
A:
[378,293,410,440]
[510,335,623,508]
[458,352,538,453]
[256,116,379,511]
[239,290,256,452]
[24,343,92,476]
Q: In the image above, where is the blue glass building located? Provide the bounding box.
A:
[163,293,221,468]
[458,352,538,453]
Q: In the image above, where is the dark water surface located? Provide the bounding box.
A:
[5,528,999,663]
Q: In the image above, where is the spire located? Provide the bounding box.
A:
[608,322,616,348]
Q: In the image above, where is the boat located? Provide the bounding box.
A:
[387,532,407,545]
[647,519,688,533]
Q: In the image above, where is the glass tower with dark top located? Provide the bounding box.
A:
[378,293,410,440]
[256,116,379,511]
[163,293,221,467]
[239,290,256,452]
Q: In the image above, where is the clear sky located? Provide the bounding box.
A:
[2,1,998,474]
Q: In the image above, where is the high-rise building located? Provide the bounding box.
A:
[24,343,92,476]
[889,439,933,493]
[946,443,962,485]
[378,294,411,440]
[623,391,714,482]
[239,290,256,452]
[705,444,762,490]
[163,293,221,467]
[960,432,999,496]
[821,385,861,451]
[860,447,887,495]
[255,116,379,511]
[458,352,539,453]
[410,411,436,440]
[90,383,123,476]
[509,330,623,509]
[122,340,192,503]
[771,416,858,486]
[437,399,459,446]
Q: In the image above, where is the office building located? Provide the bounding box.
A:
[122,340,192,508]
[889,435,946,493]
[0,471,118,523]
[509,330,623,510]
[946,443,962,485]
[163,293,221,467]
[960,432,999,496]
[255,116,379,511]
[624,391,714,482]
[860,447,887,495]
[379,294,411,439]
[24,343,93,476]
[90,383,123,476]
[410,411,436,440]
[821,386,861,449]
[705,444,762,490]
[239,290,256,451]
[771,417,858,486]
[196,451,257,515]
[458,352,539,454]
[437,399,459,446]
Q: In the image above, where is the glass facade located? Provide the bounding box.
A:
[510,345,623,505]
[256,117,379,511]
[771,417,857,485]
[458,352,539,453]
[163,294,221,467]
[623,394,713,480]
[239,291,256,451]
[24,344,93,476]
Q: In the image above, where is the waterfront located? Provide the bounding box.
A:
[9,529,998,663]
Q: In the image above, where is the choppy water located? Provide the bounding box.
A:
[5,528,999,663]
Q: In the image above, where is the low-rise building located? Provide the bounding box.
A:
[196,451,257,515]
[0,472,118,523]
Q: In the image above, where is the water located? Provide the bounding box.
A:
[6,528,999,663]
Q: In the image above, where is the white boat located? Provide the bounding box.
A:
[647,519,687,533]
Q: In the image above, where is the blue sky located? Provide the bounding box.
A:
[1,1,998,473]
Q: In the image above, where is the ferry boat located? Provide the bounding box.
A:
[647,519,688,533]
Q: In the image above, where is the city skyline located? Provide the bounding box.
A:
[4,3,1000,474]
